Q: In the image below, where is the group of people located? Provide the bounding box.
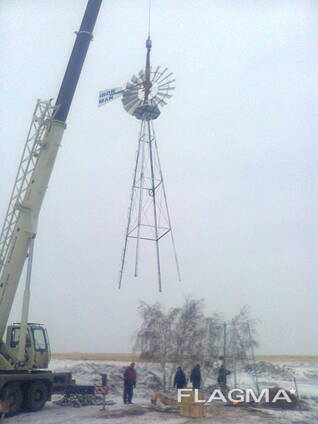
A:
[174,364,202,389]
[174,362,230,391]
[122,361,230,404]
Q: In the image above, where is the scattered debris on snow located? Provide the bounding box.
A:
[245,361,293,379]
[4,358,318,424]
[98,405,147,418]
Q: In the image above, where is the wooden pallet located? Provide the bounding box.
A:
[180,390,205,418]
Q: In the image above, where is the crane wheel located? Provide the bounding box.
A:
[2,383,23,415]
[24,381,49,411]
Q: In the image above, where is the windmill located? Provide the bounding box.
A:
[98,35,180,292]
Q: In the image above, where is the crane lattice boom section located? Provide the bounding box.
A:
[0,99,56,276]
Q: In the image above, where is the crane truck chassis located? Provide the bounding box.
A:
[0,0,102,414]
[0,369,74,414]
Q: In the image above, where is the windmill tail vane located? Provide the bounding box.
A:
[98,36,180,291]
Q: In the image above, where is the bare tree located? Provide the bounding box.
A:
[135,298,225,389]
[168,298,208,385]
[204,314,224,359]
[200,314,224,384]
[134,302,179,391]
[228,305,259,360]
[134,301,259,391]
[134,298,210,390]
[173,298,206,362]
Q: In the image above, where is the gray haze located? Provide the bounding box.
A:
[0,1,317,354]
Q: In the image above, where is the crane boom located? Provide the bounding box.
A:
[0,0,102,340]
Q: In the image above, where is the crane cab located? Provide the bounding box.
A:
[6,323,50,370]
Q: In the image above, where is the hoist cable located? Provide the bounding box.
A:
[148,0,152,36]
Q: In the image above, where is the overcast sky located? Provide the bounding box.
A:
[0,0,317,355]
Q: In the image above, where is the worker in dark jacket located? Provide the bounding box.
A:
[217,363,230,394]
[123,362,136,404]
[173,366,187,389]
[190,364,201,389]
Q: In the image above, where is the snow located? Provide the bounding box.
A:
[5,358,318,423]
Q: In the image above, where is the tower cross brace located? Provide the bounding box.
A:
[118,119,180,291]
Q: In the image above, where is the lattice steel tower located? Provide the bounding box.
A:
[99,36,181,291]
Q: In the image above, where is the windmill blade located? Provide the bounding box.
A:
[156,93,172,99]
[153,67,168,83]
[123,89,140,98]
[158,78,176,88]
[122,100,139,114]
[156,72,173,86]
[126,81,144,89]
[122,96,142,114]
[121,65,175,119]
[151,97,162,107]
[131,75,140,84]
[126,82,137,89]
[151,65,161,82]
[158,86,175,91]
[98,87,123,107]
[151,98,159,106]
[122,95,139,106]
[157,98,167,106]
[125,82,142,92]
[123,93,139,100]
[125,100,142,114]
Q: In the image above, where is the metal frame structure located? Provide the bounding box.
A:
[0,99,56,276]
[99,35,180,292]
[0,0,102,356]
[118,36,181,291]
[118,119,181,291]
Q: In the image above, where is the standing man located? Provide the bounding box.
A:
[123,362,136,404]
[173,366,187,389]
[217,362,230,395]
[190,364,201,389]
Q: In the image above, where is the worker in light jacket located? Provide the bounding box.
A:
[123,362,136,404]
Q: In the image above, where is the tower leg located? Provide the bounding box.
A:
[118,122,144,289]
[152,122,181,282]
[147,121,162,292]
[134,123,146,277]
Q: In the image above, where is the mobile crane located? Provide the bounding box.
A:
[0,0,102,414]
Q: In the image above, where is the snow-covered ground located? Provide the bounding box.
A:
[6,358,318,423]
